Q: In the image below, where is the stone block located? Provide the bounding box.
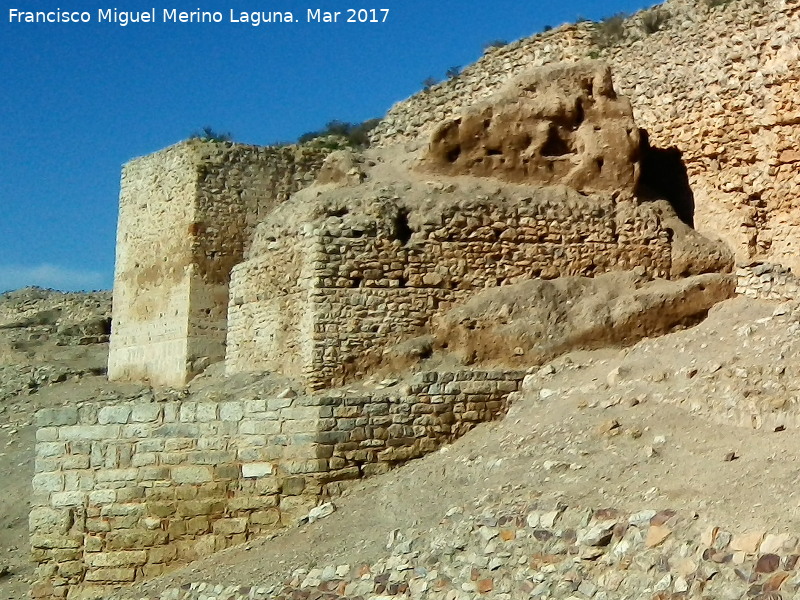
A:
[227,495,278,511]
[88,490,116,505]
[244,399,266,413]
[138,466,169,481]
[30,533,83,549]
[212,518,247,536]
[84,550,147,568]
[59,425,120,441]
[29,507,73,534]
[171,466,213,484]
[239,419,281,435]
[220,402,244,421]
[36,428,59,442]
[130,404,162,423]
[33,472,64,493]
[83,567,136,582]
[61,455,91,470]
[98,406,132,425]
[37,407,79,427]
[104,530,168,550]
[51,491,86,508]
[96,468,138,483]
[196,403,219,422]
[242,462,274,478]
[185,516,211,535]
[56,560,85,578]
[147,545,178,564]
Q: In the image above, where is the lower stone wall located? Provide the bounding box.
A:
[736,262,800,302]
[30,369,524,600]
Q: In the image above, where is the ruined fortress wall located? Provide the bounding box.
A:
[109,141,330,387]
[229,193,673,390]
[226,236,316,380]
[30,369,523,598]
[107,145,195,387]
[372,0,800,270]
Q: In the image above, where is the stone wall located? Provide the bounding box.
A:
[30,369,523,599]
[108,141,330,388]
[372,0,800,270]
[736,262,800,302]
[228,188,678,391]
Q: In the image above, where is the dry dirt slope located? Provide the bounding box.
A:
[106,296,800,600]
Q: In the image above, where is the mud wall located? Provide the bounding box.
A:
[372,0,800,269]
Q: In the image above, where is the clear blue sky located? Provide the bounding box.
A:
[0,0,657,293]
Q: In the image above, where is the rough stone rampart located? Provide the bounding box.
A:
[108,141,330,388]
[30,369,523,599]
[227,188,679,390]
[372,0,800,269]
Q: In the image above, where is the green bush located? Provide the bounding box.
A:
[592,13,627,48]
[704,0,733,8]
[297,118,381,149]
[190,126,233,143]
[422,76,438,90]
[640,8,670,33]
[446,66,461,79]
[483,39,508,52]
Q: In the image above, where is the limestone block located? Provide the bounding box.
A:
[219,402,244,422]
[84,550,147,568]
[130,404,162,423]
[212,518,248,536]
[37,408,79,428]
[241,463,274,478]
[83,567,136,582]
[171,466,213,484]
[98,406,132,425]
[29,507,74,535]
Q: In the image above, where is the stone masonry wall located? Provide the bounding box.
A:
[372,0,800,270]
[228,190,674,390]
[30,369,524,599]
[109,141,330,388]
[736,262,800,302]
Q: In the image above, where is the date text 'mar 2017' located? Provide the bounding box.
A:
[307,9,389,23]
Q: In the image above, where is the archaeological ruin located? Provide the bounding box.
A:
[29,0,800,595]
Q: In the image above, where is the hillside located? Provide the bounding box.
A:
[7,288,800,599]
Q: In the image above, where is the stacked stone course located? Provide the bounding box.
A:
[31,370,524,598]
[228,191,674,390]
[736,262,800,302]
[372,0,800,270]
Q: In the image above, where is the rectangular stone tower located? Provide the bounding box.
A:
[108,139,330,387]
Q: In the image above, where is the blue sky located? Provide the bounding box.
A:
[0,0,658,293]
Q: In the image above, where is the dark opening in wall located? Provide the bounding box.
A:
[446,146,462,163]
[574,99,585,128]
[636,129,695,228]
[394,208,413,245]
[541,125,571,157]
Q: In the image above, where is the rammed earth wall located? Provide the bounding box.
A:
[227,192,674,390]
[108,140,330,388]
[372,0,800,269]
[30,369,524,599]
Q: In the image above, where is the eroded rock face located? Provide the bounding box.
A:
[419,61,640,194]
[428,271,736,368]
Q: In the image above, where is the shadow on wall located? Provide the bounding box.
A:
[637,129,695,228]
